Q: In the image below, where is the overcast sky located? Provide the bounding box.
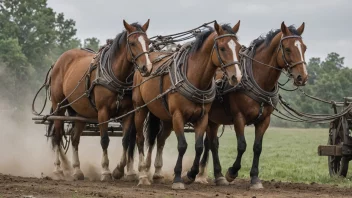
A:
[47,0,352,67]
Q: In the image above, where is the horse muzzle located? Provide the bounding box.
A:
[139,65,152,77]
[293,74,308,86]
[228,74,242,86]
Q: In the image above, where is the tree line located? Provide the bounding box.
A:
[1,0,351,127]
[0,0,100,110]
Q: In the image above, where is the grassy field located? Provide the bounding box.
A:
[163,127,352,187]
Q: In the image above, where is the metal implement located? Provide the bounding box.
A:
[317,97,352,177]
[33,115,195,138]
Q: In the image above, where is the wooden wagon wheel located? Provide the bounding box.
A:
[328,118,349,177]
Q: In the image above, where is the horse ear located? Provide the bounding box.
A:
[232,20,240,33]
[281,21,289,35]
[123,20,134,33]
[214,21,223,35]
[297,22,305,36]
[142,19,150,32]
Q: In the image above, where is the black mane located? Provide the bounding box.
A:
[252,25,300,48]
[190,24,238,53]
[109,23,143,57]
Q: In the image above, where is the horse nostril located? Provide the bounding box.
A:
[231,75,238,84]
[141,65,147,73]
[296,75,303,83]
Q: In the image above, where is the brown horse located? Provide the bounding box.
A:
[49,20,151,181]
[196,22,308,189]
[133,21,242,189]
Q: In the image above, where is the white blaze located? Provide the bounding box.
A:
[294,40,308,76]
[138,36,152,70]
[228,40,242,82]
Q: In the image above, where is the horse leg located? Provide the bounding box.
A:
[182,114,207,185]
[48,100,71,179]
[71,121,85,180]
[172,111,187,190]
[195,133,209,184]
[112,114,137,181]
[250,117,270,189]
[126,120,137,180]
[145,113,162,178]
[207,121,228,186]
[51,116,65,180]
[225,117,247,182]
[153,122,172,182]
[135,108,150,186]
[98,107,112,181]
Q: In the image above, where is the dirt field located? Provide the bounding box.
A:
[1,114,351,198]
[1,173,351,198]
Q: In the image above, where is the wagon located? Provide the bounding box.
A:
[317,97,352,176]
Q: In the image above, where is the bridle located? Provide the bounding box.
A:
[278,35,306,75]
[239,34,307,78]
[126,31,150,74]
[213,34,240,78]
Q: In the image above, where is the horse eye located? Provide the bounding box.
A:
[130,42,136,47]
[285,48,291,53]
[220,47,226,52]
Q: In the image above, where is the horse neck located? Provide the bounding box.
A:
[110,43,133,82]
[187,34,216,90]
[252,34,283,92]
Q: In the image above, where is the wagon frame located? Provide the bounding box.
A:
[318,97,352,177]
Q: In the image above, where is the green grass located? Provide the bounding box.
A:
[164,127,352,187]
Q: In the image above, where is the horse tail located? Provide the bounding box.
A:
[144,112,161,149]
[122,118,137,160]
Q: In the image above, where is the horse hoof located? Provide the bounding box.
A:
[172,182,185,190]
[112,167,124,180]
[100,173,112,182]
[195,176,208,184]
[137,177,151,186]
[215,177,229,186]
[125,173,138,182]
[152,173,164,183]
[250,182,264,189]
[53,170,65,180]
[182,174,195,185]
[73,170,84,181]
[153,172,164,180]
[225,170,237,182]
[250,177,264,189]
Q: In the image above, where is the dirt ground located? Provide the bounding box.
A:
[1,174,352,198]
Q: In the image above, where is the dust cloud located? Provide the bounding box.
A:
[0,101,195,182]
[0,103,123,180]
